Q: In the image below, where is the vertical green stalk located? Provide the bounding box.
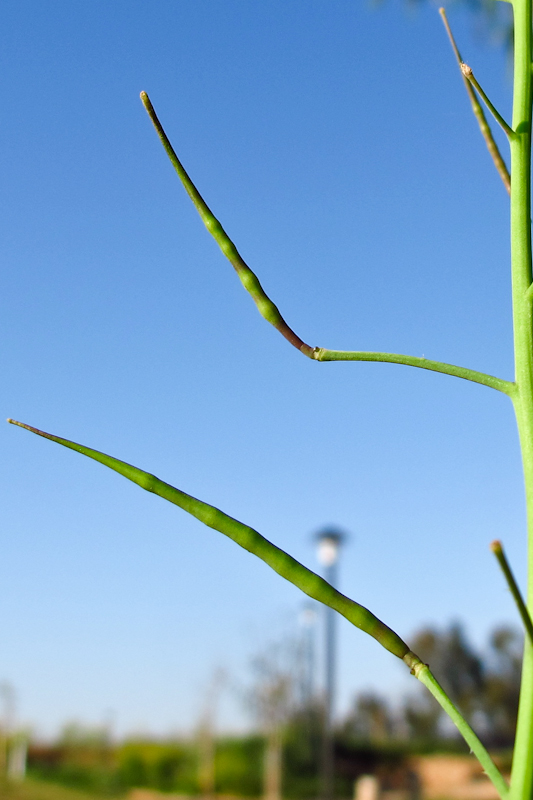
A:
[509,1,533,798]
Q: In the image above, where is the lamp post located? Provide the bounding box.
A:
[316,529,346,800]
[299,603,317,706]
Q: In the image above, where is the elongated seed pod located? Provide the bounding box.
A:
[8,418,418,666]
[11,417,510,791]
[140,92,315,358]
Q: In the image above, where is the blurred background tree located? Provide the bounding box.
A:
[401,623,522,748]
[19,622,522,796]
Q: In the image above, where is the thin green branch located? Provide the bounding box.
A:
[460,63,517,140]
[140,91,315,358]
[490,540,533,641]
[7,417,511,791]
[312,348,515,396]
[413,663,509,799]
[439,8,510,194]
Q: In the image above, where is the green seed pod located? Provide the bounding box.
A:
[9,418,413,662]
[140,91,315,358]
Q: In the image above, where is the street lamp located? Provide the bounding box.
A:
[315,528,347,800]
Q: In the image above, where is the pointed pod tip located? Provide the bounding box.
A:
[140,92,156,118]
[8,417,29,430]
[7,419,43,436]
[490,539,502,554]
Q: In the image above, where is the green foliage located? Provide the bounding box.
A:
[281,705,322,799]
[29,725,118,796]
[29,735,264,797]
[214,737,264,796]
[116,740,197,793]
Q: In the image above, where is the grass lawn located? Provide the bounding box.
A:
[0,777,126,800]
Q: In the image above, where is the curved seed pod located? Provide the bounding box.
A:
[8,418,415,665]
[140,92,315,358]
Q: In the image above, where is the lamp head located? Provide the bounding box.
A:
[315,528,347,567]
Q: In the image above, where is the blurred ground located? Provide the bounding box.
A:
[0,777,125,800]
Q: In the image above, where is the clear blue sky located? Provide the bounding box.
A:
[0,0,523,739]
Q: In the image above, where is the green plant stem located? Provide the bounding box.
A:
[461,63,516,140]
[312,349,515,395]
[439,8,511,194]
[7,417,510,793]
[508,1,533,798]
[413,663,509,799]
[140,91,315,358]
[490,540,533,641]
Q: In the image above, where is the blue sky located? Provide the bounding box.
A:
[0,0,524,738]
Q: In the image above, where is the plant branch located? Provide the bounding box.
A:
[140,92,315,357]
[413,663,509,799]
[460,63,516,140]
[312,349,515,396]
[140,89,515,403]
[491,539,533,641]
[5,420,512,790]
[439,8,510,194]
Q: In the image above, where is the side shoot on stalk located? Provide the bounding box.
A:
[9,3,533,798]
